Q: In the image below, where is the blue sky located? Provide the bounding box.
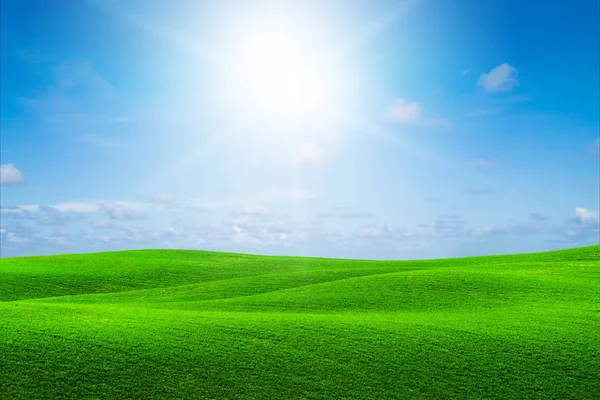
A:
[1,0,598,259]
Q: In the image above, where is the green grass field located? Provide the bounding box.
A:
[1,245,599,399]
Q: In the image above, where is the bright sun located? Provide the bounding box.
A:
[214,15,348,124]
[240,31,327,117]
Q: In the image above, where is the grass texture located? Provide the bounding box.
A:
[1,245,599,399]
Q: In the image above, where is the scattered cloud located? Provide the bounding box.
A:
[96,234,113,243]
[6,232,33,244]
[385,99,420,123]
[0,164,25,186]
[0,206,39,220]
[231,224,262,245]
[48,228,70,246]
[0,223,41,245]
[1,208,594,259]
[478,63,519,92]
[162,226,184,239]
[99,202,145,220]
[381,224,415,240]
[571,207,600,228]
[0,200,213,222]
[37,205,70,226]
[227,204,270,227]
[354,225,380,238]
[561,208,600,241]
[470,223,547,237]
[53,202,101,213]
[434,215,465,236]
[384,98,451,128]
[0,201,149,214]
[530,212,549,221]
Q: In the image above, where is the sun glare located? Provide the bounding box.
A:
[241,32,327,117]
[214,14,349,124]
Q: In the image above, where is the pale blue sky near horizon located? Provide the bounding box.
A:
[1,0,599,259]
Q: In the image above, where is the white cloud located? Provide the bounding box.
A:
[7,232,31,243]
[162,226,182,238]
[381,224,415,239]
[0,164,24,186]
[99,202,145,220]
[153,193,174,203]
[53,202,100,213]
[96,234,112,243]
[355,225,380,238]
[38,205,70,226]
[385,99,420,122]
[231,225,260,244]
[572,208,600,227]
[384,99,451,128]
[470,223,547,237]
[0,200,152,215]
[562,207,599,240]
[478,63,519,92]
[352,223,418,244]
[48,235,69,245]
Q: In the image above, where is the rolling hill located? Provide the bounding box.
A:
[1,245,599,399]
